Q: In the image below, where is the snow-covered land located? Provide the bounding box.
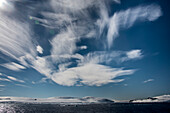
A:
[130,95,170,103]
[0,95,170,104]
[0,96,114,104]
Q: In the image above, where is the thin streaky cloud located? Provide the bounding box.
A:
[0,73,24,83]
[107,4,162,48]
[0,78,11,82]
[6,76,25,83]
[15,84,31,88]
[143,79,154,83]
[1,62,26,71]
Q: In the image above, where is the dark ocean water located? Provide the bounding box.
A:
[0,102,170,113]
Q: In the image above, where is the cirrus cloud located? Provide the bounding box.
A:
[0,0,162,87]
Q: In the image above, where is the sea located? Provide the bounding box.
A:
[0,102,170,113]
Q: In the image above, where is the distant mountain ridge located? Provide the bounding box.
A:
[0,96,114,104]
[129,95,170,103]
[0,94,170,104]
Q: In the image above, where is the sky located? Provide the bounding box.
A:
[0,0,169,100]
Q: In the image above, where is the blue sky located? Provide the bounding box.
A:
[0,0,169,100]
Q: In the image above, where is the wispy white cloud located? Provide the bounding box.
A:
[113,0,121,4]
[0,78,11,82]
[0,0,162,87]
[50,28,77,56]
[0,0,37,70]
[0,85,5,87]
[76,64,134,86]
[96,3,109,36]
[84,51,122,64]
[0,73,25,83]
[29,1,162,50]
[22,49,141,86]
[0,12,36,60]
[143,79,154,83]
[6,76,25,83]
[107,4,162,48]
[15,84,31,88]
[51,63,135,86]
[121,50,143,62]
[32,56,54,78]
[31,50,137,86]
[1,62,26,71]
[83,50,143,64]
[50,0,96,11]
[30,13,74,29]
[126,50,142,59]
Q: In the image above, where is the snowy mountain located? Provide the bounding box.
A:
[129,95,170,103]
[0,94,170,104]
[0,96,114,104]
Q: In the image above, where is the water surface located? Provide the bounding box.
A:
[0,102,170,113]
